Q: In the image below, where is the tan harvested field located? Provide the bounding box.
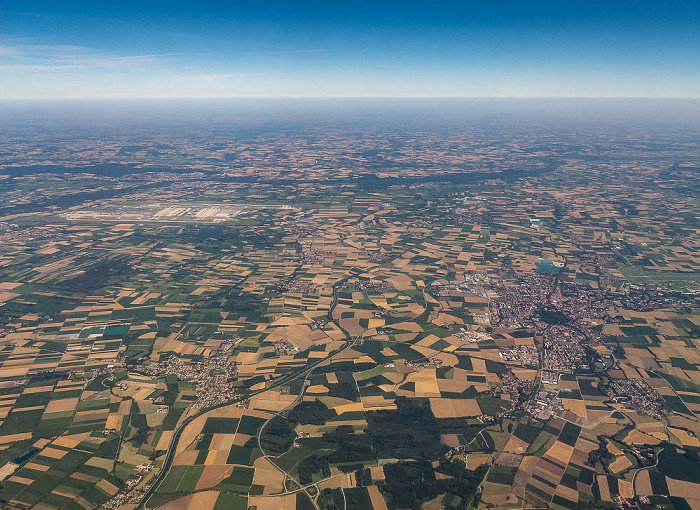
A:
[0,367,30,378]
[562,398,587,419]
[504,435,529,454]
[436,378,470,393]
[8,475,34,485]
[24,462,49,472]
[233,433,252,447]
[669,427,700,447]
[160,491,220,510]
[481,481,514,506]
[544,441,574,466]
[619,479,634,498]
[367,485,390,510]
[205,433,230,452]
[44,397,80,414]
[370,466,385,482]
[623,429,662,445]
[208,449,232,465]
[467,453,491,470]
[329,402,364,414]
[22,385,53,394]
[667,478,700,499]
[340,471,355,488]
[338,318,364,336]
[40,447,67,459]
[597,475,611,501]
[0,433,32,444]
[413,380,441,398]
[252,457,285,494]
[249,391,298,412]
[249,494,296,510]
[429,397,481,418]
[512,368,537,380]
[173,450,200,466]
[554,483,579,503]
[608,455,633,474]
[606,441,624,456]
[156,430,174,450]
[634,469,653,496]
[471,358,487,373]
[195,465,233,490]
[0,292,19,304]
[441,434,460,448]
[559,379,579,391]
[0,463,18,481]
[306,384,329,394]
[104,413,123,430]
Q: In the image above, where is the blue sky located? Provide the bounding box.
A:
[0,1,698,99]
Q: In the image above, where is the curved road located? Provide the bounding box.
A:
[137,335,357,509]
[254,336,360,510]
[140,270,358,509]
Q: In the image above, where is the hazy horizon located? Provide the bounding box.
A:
[1,97,699,124]
[1,1,698,99]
